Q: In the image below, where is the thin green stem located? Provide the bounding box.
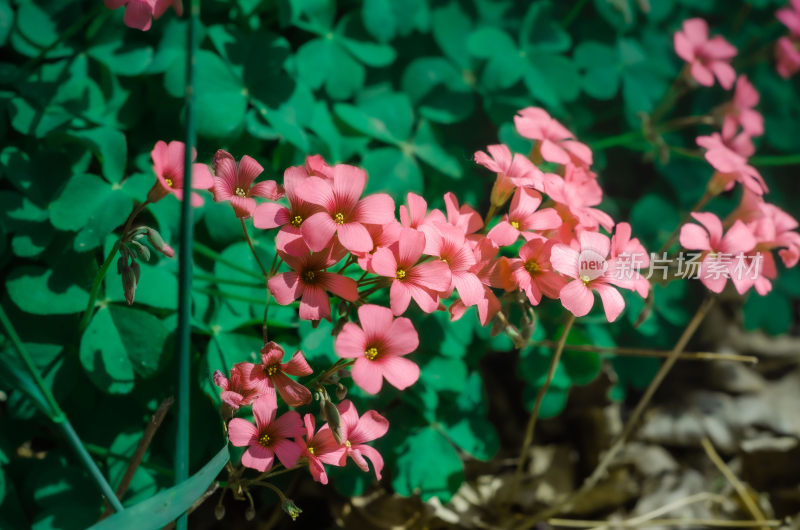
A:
[511,314,576,500]
[79,242,120,331]
[589,130,644,151]
[194,286,267,306]
[240,219,269,279]
[194,241,264,280]
[561,0,590,28]
[0,305,124,513]
[750,153,800,166]
[175,2,200,529]
[193,274,264,288]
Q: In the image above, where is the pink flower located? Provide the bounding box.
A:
[212,150,283,219]
[550,231,627,322]
[487,188,562,246]
[777,0,800,36]
[722,76,764,139]
[697,134,768,195]
[213,363,260,411]
[305,154,335,179]
[227,396,304,472]
[318,400,389,480]
[547,164,615,232]
[371,228,452,315]
[508,238,567,305]
[673,18,737,89]
[421,222,484,307]
[442,193,483,235]
[241,342,313,407]
[253,165,325,256]
[146,140,213,207]
[449,237,505,325]
[334,304,420,394]
[734,191,800,269]
[104,0,182,31]
[296,164,395,254]
[398,192,446,230]
[298,414,341,485]
[775,36,800,78]
[513,108,593,167]
[474,144,553,207]
[609,222,651,298]
[268,245,358,321]
[679,212,757,294]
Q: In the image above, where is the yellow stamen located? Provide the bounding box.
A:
[365,347,379,360]
[303,270,316,283]
[290,215,303,227]
[345,440,351,448]
[580,274,591,285]
[307,446,315,455]
[396,269,406,280]
[266,364,279,376]
[334,212,345,224]
[524,261,540,273]
[234,186,247,198]
[258,433,271,447]
[510,220,520,229]
[164,177,174,188]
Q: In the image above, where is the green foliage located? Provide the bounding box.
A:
[1,0,799,524]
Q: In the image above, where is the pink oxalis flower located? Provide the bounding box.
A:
[146,140,213,207]
[422,222,484,307]
[212,150,283,219]
[697,134,767,196]
[297,164,395,254]
[722,76,763,139]
[514,107,593,168]
[212,363,260,411]
[318,400,389,480]
[550,231,628,322]
[268,245,358,321]
[679,212,757,294]
[104,0,182,31]
[241,342,313,407]
[674,18,737,89]
[371,227,452,315]
[228,396,304,472]
[298,414,341,485]
[487,187,562,246]
[474,144,553,207]
[334,304,420,394]
[508,238,567,306]
[775,36,800,78]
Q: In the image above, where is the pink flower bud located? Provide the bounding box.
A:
[145,228,175,258]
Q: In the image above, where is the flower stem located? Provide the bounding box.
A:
[175,1,200,528]
[194,241,264,280]
[528,297,715,524]
[78,242,120,332]
[240,219,269,279]
[0,305,124,513]
[511,313,576,500]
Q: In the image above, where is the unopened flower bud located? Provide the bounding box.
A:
[130,240,151,262]
[322,399,343,444]
[145,227,175,258]
[282,499,302,521]
[116,256,126,275]
[244,507,255,521]
[121,264,138,306]
[214,504,225,520]
[335,383,347,401]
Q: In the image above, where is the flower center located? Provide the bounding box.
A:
[345,440,351,448]
[524,261,540,274]
[290,215,303,227]
[510,220,520,229]
[365,347,379,360]
[580,274,591,285]
[334,212,345,224]
[307,446,315,455]
[266,364,279,376]
[396,269,406,280]
[164,177,174,188]
[234,186,247,198]
[303,270,317,283]
[258,433,271,447]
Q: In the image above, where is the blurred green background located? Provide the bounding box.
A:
[1,0,799,527]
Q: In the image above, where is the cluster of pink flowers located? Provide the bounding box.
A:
[776,0,800,78]
[212,341,389,479]
[669,15,800,296]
